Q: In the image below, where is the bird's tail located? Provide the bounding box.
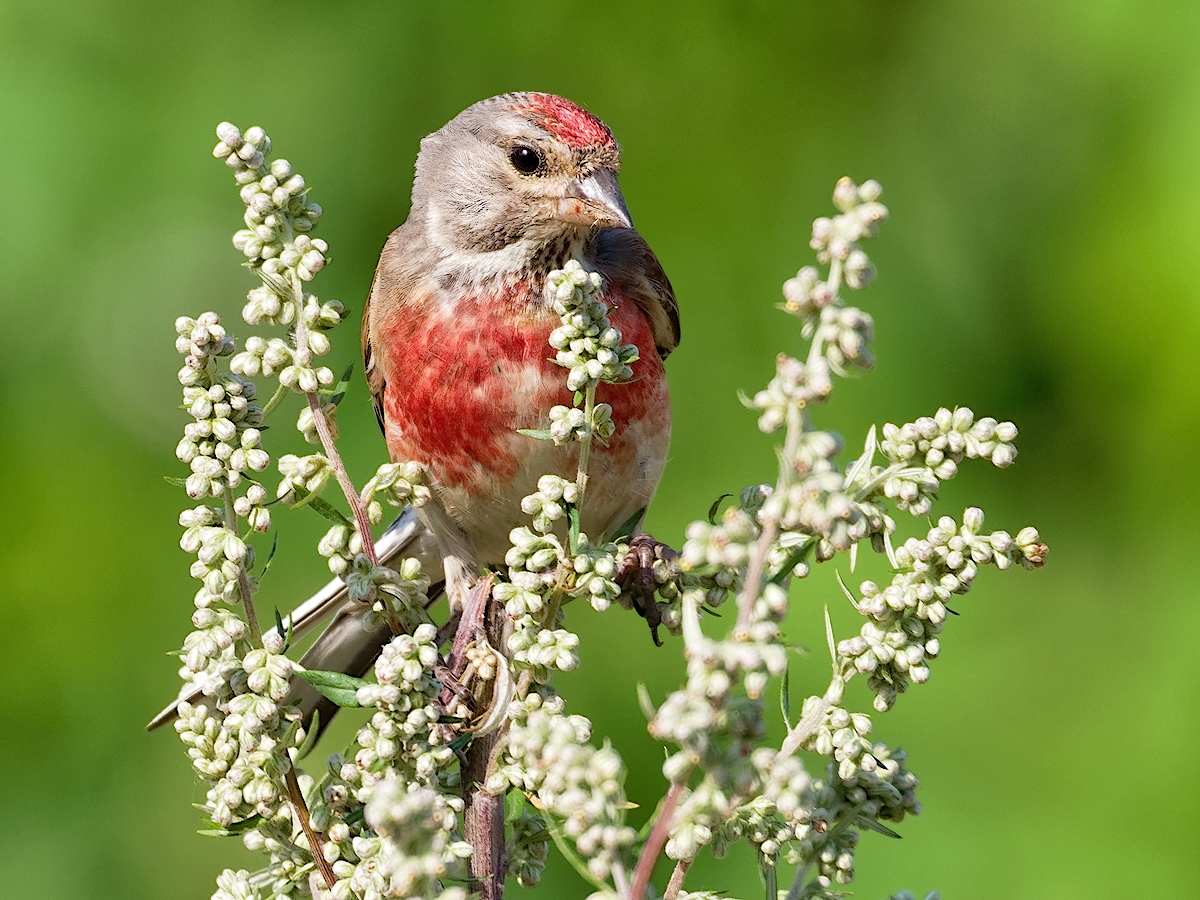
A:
[146,506,444,732]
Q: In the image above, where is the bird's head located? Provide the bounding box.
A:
[411,92,632,271]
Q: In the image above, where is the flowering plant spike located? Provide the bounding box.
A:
[162,119,1044,900]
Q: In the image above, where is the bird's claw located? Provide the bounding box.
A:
[617,533,677,646]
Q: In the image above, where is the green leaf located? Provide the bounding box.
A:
[567,502,581,554]
[260,532,279,579]
[707,493,732,525]
[271,600,293,653]
[289,486,353,527]
[504,789,527,824]
[163,475,188,488]
[611,507,646,542]
[449,732,473,752]
[855,815,902,839]
[295,709,320,761]
[636,683,657,722]
[573,390,584,406]
[323,363,355,408]
[844,424,878,487]
[292,668,366,707]
[824,604,838,665]
[768,539,813,586]
[198,814,263,838]
[517,428,556,442]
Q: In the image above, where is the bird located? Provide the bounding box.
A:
[151,92,679,730]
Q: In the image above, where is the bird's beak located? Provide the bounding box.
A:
[558,169,633,229]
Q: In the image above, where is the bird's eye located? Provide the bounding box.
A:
[509,145,544,175]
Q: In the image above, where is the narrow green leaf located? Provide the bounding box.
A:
[780,664,792,728]
[296,709,320,761]
[844,424,878,487]
[260,532,279,578]
[768,539,812,586]
[289,486,353,527]
[163,475,189,488]
[855,815,902,839]
[636,683,657,722]
[761,860,778,900]
[198,814,263,838]
[293,668,366,707]
[517,428,555,442]
[449,732,473,752]
[707,493,732,525]
[323,363,355,408]
[611,507,646,542]
[834,570,857,608]
[567,502,581,554]
[824,604,837,664]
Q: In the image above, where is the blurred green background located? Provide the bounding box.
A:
[2,1,1197,897]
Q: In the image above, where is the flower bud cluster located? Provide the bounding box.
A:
[791,746,919,891]
[507,809,550,887]
[213,123,323,276]
[546,259,639,394]
[361,462,431,524]
[748,354,834,433]
[354,625,451,785]
[520,474,580,534]
[491,691,636,881]
[799,702,876,782]
[838,509,1045,710]
[175,678,302,829]
[810,178,887,274]
[277,453,332,501]
[873,408,1018,515]
[179,505,251,609]
[231,316,339,395]
[176,316,268,499]
[356,773,471,900]
[779,178,884,375]
[212,868,260,900]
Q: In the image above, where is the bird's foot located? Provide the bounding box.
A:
[617,533,678,646]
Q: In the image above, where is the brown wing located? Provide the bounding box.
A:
[593,227,681,358]
[362,265,388,433]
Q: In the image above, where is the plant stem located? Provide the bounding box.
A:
[305,391,379,567]
[286,272,379,567]
[736,400,803,632]
[576,382,597,500]
[628,778,685,900]
[664,857,692,900]
[223,485,262,646]
[462,595,509,899]
[285,764,337,890]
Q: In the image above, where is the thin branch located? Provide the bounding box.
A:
[306,391,379,566]
[285,765,337,890]
[628,779,685,900]
[664,857,692,900]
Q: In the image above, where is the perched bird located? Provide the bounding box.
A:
[364,91,679,610]
[151,92,678,729]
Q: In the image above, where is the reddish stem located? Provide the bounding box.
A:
[629,779,685,900]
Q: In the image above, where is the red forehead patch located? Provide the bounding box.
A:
[518,93,616,150]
